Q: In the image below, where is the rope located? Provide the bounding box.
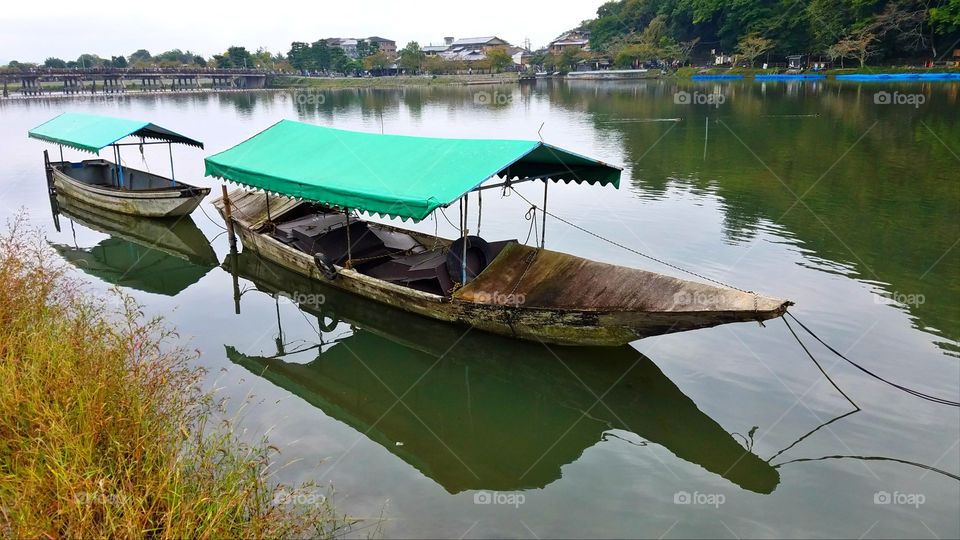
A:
[199,204,228,230]
[508,187,751,294]
[773,455,960,482]
[786,311,959,407]
[523,205,539,246]
[783,317,860,409]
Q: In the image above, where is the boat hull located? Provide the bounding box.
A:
[222,200,790,346]
[51,161,209,218]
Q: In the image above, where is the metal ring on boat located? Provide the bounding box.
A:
[313,253,338,280]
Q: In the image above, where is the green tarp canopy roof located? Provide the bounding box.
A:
[28,112,204,154]
[204,120,621,221]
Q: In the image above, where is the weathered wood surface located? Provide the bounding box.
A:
[52,162,209,218]
[215,190,791,346]
[456,242,786,312]
[212,189,301,231]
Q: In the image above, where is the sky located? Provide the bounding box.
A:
[1,0,605,64]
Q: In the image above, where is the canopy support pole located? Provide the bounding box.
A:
[477,189,482,237]
[168,142,177,186]
[541,180,548,249]
[265,193,272,222]
[344,210,352,268]
[58,145,63,162]
[461,194,468,285]
[221,185,237,252]
[113,144,125,189]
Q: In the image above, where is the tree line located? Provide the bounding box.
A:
[558,0,960,69]
[3,47,286,71]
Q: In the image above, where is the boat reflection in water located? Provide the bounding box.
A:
[49,197,219,296]
[225,251,781,495]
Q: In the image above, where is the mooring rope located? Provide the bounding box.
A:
[501,187,958,408]
[786,311,959,407]
[508,187,752,294]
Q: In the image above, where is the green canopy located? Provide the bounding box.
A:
[204,120,621,221]
[28,112,204,154]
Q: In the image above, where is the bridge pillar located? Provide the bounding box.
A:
[21,76,41,96]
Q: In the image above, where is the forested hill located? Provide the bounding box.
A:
[582,0,960,64]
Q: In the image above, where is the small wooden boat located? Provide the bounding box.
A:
[208,120,791,346]
[224,250,780,494]
[29,112,209,218]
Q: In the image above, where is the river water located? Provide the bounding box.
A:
[1,79,958,538]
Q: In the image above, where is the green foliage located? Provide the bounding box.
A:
[128,49,152,64]
[736,32,776,66]
[930,0,960,33]
[363,51,392,73]
[485,46,514,72]
[584,0,960,63]
[76,53,108,68]
[399,41,425,71]
[44,57,67,68]
[214,46,254,69]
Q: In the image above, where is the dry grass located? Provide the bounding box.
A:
[0,215,361,539]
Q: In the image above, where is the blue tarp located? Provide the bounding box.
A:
[836,73,960,81]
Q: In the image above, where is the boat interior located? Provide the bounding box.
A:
[270,203,514,297]
[55,159,180,191]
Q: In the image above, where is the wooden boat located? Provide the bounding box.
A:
[224,250,781,494]
[208,120,791,347]
[29,112,209,218]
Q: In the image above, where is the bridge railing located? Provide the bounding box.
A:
[0,67,284,77]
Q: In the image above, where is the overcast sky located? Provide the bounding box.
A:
[1,0,605,64]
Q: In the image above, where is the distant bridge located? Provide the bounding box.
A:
[0,68,273,97]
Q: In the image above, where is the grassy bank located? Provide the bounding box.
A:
[0,216,358,538]
[269,73,518,90]
[674,65,960,78]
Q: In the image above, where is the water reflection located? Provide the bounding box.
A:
[49,197,218,295]
[224,251,780,495]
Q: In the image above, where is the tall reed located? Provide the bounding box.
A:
[0,215,358,539]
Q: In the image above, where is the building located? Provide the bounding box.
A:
[423,45,450,56]
[549,29,590,54]
[367,36,397,55]
[339,39,359,58]
[787,54,807,70]
[449,36,510,51]
[423,36,515,62]
[324,36,395,59]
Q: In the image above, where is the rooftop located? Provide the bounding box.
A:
[451,36,508,46]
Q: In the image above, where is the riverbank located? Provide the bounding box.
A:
[269,73,519,89]
[0,217,358,538]
[674,65,960,78]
